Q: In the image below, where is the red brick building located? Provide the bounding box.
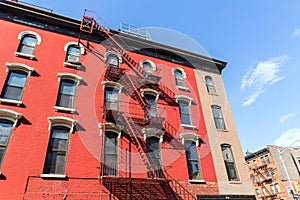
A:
[0,1,255,199]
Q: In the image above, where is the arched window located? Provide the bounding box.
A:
[63,42,85,68]
[104,51,122,68]
[54,73,82,113]
[15,31,41,59]
[42,116,76,178]
[175,95,195,128]
[0,63,34,105]
[205,76,216,94]
[140,59,156,75]
[221,144,239,181]
[172,67,188,90]
[141,88,159,119]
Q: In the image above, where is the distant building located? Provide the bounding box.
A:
[0,0,255,199]
[245,145,300,199]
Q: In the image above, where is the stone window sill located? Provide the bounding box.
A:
[0,98,22,106]
[63,62,81,69]
[229,180,242,184]
[176,85,190,92]
[181,124,197,130]
[189,179,206,184]
[14,52,35,60]
[54,106,75,113]
[40,174,67,179]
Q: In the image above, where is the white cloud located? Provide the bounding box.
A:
[274,128,300,147]
[241,56,286,107]
[279,113,295,123]
[290,29,300,38]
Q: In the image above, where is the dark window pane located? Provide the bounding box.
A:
[56,80,76,108]
[174,70,185,87]
[107,55,119,67]
[212,106,225,130]
[60,81,75,95]
[179,101,191,125]
[144,94,157,118]
[18,35,37,55]
[7,72,27,87]
[143,62,153,74]
[104,132,118,176]
[205,76,216,94]
[184,141,200,179]
[221,144,239,181]
[0,120,13,166]
[2,86,23,100]
[43,126,70,174]
[57,94,74,108]
[66,46,80,63]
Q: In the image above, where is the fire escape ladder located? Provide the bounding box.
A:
[123,116,158,179]
[164,170,197,200]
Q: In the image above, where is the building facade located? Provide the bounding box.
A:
[245,145,300,200]
[0,1,255,199]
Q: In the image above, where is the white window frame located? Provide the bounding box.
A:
[142,128,164,143]
[63,42,85,69]
[15,31,41,59]
[54,73,82,113]
[104,51,122,67]
[0,63,34,106]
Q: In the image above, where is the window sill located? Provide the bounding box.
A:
[189,179,206,184]
[217,129,229,132]
[54,106,75,113]
[40,174,67,179]
[63,62,81,69]
[0,98,22,106]
[229,180,242,184]
[14,52,35,60]
[176,85,190,92]
[208,92,218,96]
[181,124,197,130]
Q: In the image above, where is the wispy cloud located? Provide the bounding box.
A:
[290,29,300,38]
[279,113,295,123]
[241,56,286,107]
[274,128,300,147]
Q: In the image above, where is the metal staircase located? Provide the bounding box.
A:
[79,10,197,200]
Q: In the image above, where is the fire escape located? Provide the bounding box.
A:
[252,162,277,200]
[79,10,197,200]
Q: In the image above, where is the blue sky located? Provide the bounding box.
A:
[20,0,300,152]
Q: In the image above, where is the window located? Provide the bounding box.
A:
[55,73,81,113]
[262,187,267,196]
[144,93,157,119]
[179,101,191,125]
[66,45,80,64]
[265,155,270,163]
[250,174,256,184]
[265,169,271,178]
[104,87,119,111]
[253,160,257,168]
[1,70,28,101]
[63,42,84,68]
[42,117,76,178]
[275,183,281,193]
[56,79,76,109]
[205,76,216,94]
[105,52,121,68]
[0,119,13,167]
[270,168,275,178]
[184,140,201,180]
[103,131,118,176]
[140,59,156,77]
[261,156,265,165]
[174,69,185,87]
[211,105,226,130]
[271,185,276,194]
[146,136,162,178]
[17,34,37,55]
[255,189,261,198]
[43,126,70,175]
[257,173,263,182]
[221,144,239,181]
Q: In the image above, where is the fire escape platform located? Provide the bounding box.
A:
[101,176,179,200]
